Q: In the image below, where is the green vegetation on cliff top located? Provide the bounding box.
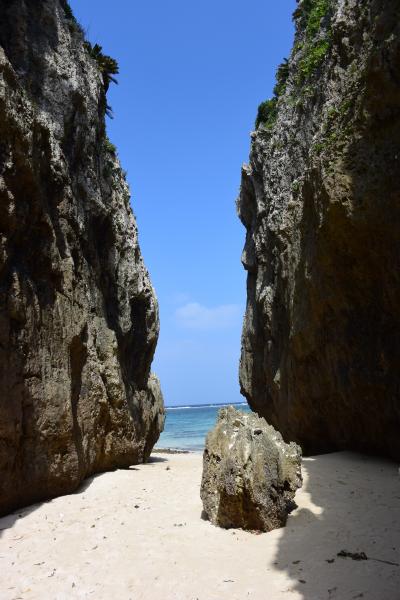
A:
[255,59,289,129]
[62,1,119,98]
[62,0,119,121]
[297,0,332,83]
[61,0,76,23]
[84,42,119,93]
[255,0,332,130]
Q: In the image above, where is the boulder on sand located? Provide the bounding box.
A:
[200,406,302,531]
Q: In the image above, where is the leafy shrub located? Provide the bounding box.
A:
[84,42,119,92]
[255,0,332,129]
[103,137,117,155]
[84,42,119,117]
[61,0,85,34]
[298,38,330,81]
[293,0,329,29]
[273,59,290,97]
[255,58,289,130]
[296,0,332,84]
[62,1,76,22]
[255,98,278,130]
[306,0,330,37]
[293,0,311,22]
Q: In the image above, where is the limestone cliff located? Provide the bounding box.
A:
[0,0,164,515]
[238,0,400,459]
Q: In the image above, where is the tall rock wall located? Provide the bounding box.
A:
[238,0,400,459]
[0,0,164,515]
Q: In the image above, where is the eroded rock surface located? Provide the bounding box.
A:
[238,0,400,459]
[0,0,164,515]
[201,407,302,531]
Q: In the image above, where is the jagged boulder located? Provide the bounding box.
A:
[0,0,164,515]
[200,407,302,531]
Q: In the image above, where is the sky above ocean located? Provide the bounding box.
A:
[70,0,296,406]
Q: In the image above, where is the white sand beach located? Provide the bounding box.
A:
[0,451,399,600]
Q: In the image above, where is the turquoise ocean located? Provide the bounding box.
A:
[156,402,251,451]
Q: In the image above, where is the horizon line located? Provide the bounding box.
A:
[165,401,248,409]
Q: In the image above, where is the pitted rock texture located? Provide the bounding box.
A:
[0,0,164,515]
[238,0,400,459]
[200,407,302,531]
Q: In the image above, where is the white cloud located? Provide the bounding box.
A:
[169,292,192,305]
[175,302,241,330]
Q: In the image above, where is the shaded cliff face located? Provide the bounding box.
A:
[238,0,400,459]
[0,0,164,515]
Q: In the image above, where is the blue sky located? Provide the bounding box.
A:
[70,0,296,406]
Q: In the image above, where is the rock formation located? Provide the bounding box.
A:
[0,0,164,515]
[238,0,400,459]
[201,406,302,531]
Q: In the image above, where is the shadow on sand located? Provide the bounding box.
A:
[0,501,44,537]
[0,455,168,537]
[273,452,400,600]
[146,455,168,464]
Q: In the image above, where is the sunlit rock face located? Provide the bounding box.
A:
[238,0,400,459]
[201,407,302,531]
[0,0,164,515]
